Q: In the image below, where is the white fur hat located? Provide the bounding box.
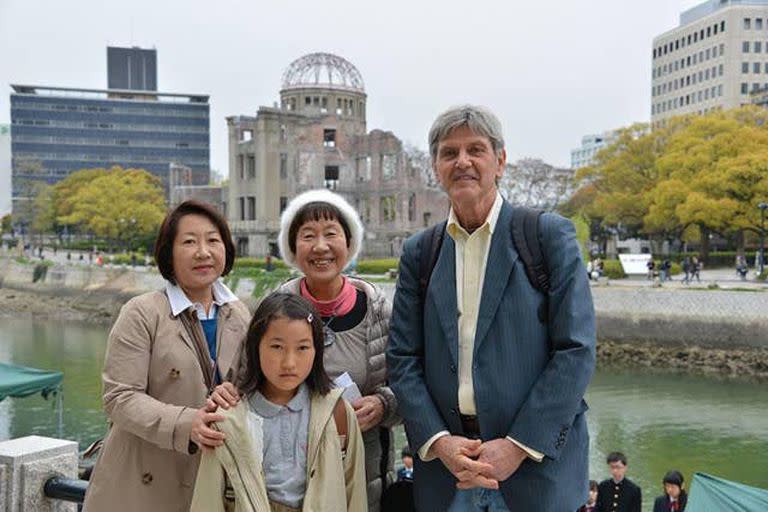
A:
[278,188,364,270]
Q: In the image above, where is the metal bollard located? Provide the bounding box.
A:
[43,476,89,504]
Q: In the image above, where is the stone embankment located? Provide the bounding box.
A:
[0,259,164,325]
[1,259,767,378]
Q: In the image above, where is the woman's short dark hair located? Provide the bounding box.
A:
[238,292,332,397]
[153,200,235,284]
[589,480,598,492]
[287,202,352,255]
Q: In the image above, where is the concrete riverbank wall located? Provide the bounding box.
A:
[2,259,767,349]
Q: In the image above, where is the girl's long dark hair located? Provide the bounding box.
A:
[237,292,331,397]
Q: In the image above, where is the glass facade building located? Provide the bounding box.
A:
[10,84,210,204]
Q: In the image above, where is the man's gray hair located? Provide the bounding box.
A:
[428,105,505,161]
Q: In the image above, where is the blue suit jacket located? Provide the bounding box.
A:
[387,202,596,511]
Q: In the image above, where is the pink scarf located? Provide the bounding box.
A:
[300,277,357,317]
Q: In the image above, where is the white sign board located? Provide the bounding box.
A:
[618,253,652,275]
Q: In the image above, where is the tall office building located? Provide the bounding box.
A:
[651,0,768,128]
[0,125,11,216]
[9,46,210,211]
[107,46,158,91]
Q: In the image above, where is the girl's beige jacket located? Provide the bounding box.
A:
[190,387,368,512]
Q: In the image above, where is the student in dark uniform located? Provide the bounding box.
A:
[653,470,687,512]
[577,480,598,512]
[596,452,641,512]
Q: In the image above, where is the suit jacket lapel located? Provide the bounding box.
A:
[474,202,518,355]
[428,234,459,367]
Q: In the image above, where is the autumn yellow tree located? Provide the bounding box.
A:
[56,166,166,249]
[52,168,109,226]
[575,123,662,234]
[571,107,768,261]
[648,107,768,257]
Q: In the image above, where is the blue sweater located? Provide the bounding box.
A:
[200,316,220,384]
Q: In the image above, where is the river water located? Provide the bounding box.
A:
[1,317,766,509]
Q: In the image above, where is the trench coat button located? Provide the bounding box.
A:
[450,364,456,373]
[142,472,153,484]
[450,408,457,415]
[169,368,181,379]
[310,469,315,478]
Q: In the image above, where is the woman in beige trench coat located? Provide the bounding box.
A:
[83,200,251,512]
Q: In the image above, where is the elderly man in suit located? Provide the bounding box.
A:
[387,105,596,511]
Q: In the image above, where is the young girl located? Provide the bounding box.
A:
[190,292,367,512]
[653,470,687,512]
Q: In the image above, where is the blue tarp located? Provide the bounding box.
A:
[687,472,768,511]
[0,362,63,402]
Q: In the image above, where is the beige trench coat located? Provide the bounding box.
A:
[83,290,251,512]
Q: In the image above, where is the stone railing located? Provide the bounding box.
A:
[0,436,81,511]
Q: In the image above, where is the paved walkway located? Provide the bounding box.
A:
[593,267,767,291]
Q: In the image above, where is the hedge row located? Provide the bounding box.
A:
[355,259,399,274]
[601,260,681,279]
[234,257,289,270]
[660,251,758,268]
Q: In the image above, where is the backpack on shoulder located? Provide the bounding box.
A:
[417,206,551,323]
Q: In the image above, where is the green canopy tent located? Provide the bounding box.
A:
[0,362,64,437]
[687,472,768,511]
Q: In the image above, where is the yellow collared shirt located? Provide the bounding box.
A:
[446,193,503,416]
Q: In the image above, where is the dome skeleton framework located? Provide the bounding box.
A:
[281,52,365,93]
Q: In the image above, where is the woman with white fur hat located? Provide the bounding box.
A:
[212,189,398,512]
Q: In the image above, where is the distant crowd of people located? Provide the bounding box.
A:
[646,257,702,283]
[578,452,687,512]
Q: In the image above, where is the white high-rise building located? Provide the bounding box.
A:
[570,131,619,169]
[651,0,768,128]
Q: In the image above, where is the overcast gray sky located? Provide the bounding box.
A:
[0,0,703,174]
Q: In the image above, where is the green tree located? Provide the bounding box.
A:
[1,214,11,235]
[57,167,166,250]
[30,182,56,234]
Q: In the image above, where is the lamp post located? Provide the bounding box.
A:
[759,202,768,275]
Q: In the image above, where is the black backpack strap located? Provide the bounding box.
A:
[511,207,550,322]
[418,221,447,307]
